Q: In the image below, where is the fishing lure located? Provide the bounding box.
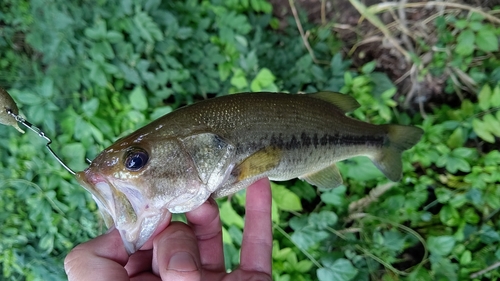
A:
[0,87,76,175]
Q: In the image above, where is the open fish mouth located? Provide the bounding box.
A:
[76,171,168,254]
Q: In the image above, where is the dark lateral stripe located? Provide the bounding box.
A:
[270,132,385,150]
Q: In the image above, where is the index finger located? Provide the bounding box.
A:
[240,178,273,275]
[64,229,130,281]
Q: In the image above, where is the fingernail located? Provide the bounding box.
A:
[168,252,197,271]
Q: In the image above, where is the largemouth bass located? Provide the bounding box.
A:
[0,88,24,133]
[76,92,423,253]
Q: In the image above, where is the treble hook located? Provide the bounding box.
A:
[6,109,77,175]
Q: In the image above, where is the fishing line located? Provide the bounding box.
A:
[6,109,77,175]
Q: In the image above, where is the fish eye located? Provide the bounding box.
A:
[124,148,149,171]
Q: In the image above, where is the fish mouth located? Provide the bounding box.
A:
[76,171,168,254]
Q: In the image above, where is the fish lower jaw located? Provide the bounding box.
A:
[118,208,169,254]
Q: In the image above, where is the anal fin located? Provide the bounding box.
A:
[299,163,343,189]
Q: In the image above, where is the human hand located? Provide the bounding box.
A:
[64,178,273,281]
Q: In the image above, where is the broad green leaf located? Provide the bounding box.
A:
[484,150,500,165]
[455,29,475,56]
[81,98,99,118]
[309,211,338,229]
[317,258,358,281]
[476,29,499,52]
[129,86,148,111]
[39,77,54,98]
[491,85,500,107]
[271,183,303,211]
[295,260,313,273]
[220,201,244,228]
[61,143,87,172]
[133,12,164,42]
[361,61,376,74]
[427,235,455,256]
[439,204,460,226]
[478,84,492,111]
[230,69,248,89]
[483,114,500,137]
[17,91,43,105]
[150,106,172,120]
[480,225,500,244]
[382,230,406,252]
[39,234,54,252]
[460,250,472,265]
[446,127,466,148]
[320,185,346,207]
[472,119,495,143]
[451,147,474,159]
[250,68,277,92]
[291,227,328,250]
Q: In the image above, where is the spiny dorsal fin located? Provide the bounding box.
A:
[310,91,360,113]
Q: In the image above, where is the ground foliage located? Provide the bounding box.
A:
[0,0,499,280]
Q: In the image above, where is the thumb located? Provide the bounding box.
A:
[152,222,202,281]
[65,227,130,281]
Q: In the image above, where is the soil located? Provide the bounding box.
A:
[268,0,500,109]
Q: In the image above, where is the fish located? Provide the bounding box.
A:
[76,91,423,253]
[0,87,25,133]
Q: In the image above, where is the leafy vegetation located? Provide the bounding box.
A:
[1,1,499,280]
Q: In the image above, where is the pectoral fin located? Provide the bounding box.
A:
[181,133,236,189]
[236,146,282,181]
[299,163,343,189]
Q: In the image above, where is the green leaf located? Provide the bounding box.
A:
[460,250,472,265]
[483,114,500,137]
[250,68,277,92]
[129,86,148,111]
[476,29,499,52]
[427,235,455,256]
[17,92,43,105]
[39,233,54,252]
[455,29,475,56]
[230,68,248,89]
[472,118,495,143]
[491,85,500,107]
[478,84,492,111]
[480,225,500,244]
[320,185,346,207]
[133,11,164,42]
[219,201,244,229]
[439,204,461,226]
[82,98,99,118]
[361,61,376,74]
[446,127,466,148]
[61,143,87,172]
[317,258,358,281]
[309,211,338,229]
[271,183,303,211]
[150,106,172,120]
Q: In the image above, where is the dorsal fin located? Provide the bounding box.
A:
[310,91,360,113]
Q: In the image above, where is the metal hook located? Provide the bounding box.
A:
[6,109,77,175]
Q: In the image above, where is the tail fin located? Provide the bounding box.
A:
[371,125,424,181]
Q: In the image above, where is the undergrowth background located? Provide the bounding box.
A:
[0,0,499,280]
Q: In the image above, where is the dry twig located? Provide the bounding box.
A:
[288,0,329,65]
[470,261,500,279]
